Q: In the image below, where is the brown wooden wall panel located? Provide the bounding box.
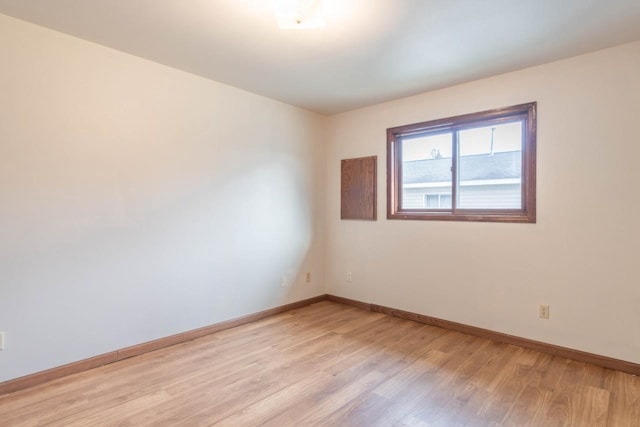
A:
[341,156,377,220]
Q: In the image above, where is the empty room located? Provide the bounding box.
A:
[1,0,639,425]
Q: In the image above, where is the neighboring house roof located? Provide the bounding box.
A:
[403,151,521,184]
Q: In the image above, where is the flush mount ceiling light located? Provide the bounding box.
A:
[275,0,326,30]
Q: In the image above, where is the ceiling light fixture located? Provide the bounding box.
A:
[275,0,325,30]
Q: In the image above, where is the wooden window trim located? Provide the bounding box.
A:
[387,102,536,223]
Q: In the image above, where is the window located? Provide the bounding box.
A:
[423,193,451,209]
[387,102,536,222]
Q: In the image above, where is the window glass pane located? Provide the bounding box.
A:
[423,193,452,209]
[457,122,522,209]
[424,194,439,208]
[401,132,452,209]
[440,194,452,209]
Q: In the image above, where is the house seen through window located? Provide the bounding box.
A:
[387,103,536,222]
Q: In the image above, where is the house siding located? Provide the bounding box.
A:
[403,183,521,209]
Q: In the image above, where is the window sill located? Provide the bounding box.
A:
[387,210,536,223]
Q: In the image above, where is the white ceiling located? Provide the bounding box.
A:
[1,0,640,115]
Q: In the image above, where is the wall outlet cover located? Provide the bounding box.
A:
[539,304,550,319]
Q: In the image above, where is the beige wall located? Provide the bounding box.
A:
[0,14,326,382]
[325,41,640,363]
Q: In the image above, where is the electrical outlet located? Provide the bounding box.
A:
[281,276,287,287]
[346,271,353,282]
[539,304,550,319]
[305,272,311,283]
[0,332,5,350]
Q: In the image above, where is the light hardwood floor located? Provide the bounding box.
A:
[1,301,639,426]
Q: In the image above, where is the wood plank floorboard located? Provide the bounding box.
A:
[1,301,639,426]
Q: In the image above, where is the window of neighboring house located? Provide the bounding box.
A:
[423,193,452,209]
[387,102,536,222]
